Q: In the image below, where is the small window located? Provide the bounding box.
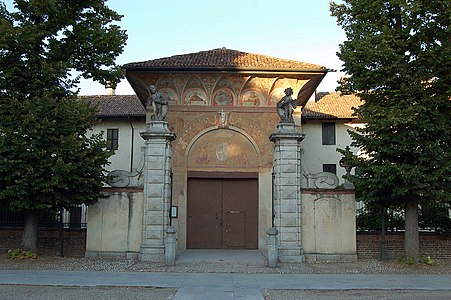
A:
[322,122,336,145]
[106,128,119,151]
[323,164,337,175]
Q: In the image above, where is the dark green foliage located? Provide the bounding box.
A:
[0,94,110,212]
[0,0,127,251]
[331,0,451,257]
[7,248,37,259]
[357,205,405,231]
[419,202,451,233]
[0,0,127,99]
[357,202,451,233]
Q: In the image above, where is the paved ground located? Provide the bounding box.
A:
[1,250,450,299]
[1,270,451,299]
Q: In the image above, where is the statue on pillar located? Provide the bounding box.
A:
[147,85,168,121]
[276,87,297,123]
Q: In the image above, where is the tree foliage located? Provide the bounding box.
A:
[331,0,451,258]
[357,202,451,233]
[0,0,127,251]
[0,94,110,211]
[0,0,126,99]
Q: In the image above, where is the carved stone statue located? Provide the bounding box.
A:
[147,85,168,121]
[276,87,297,123]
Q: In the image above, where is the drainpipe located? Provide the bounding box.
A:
[129,120,134,172]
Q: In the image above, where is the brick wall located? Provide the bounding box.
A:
[2,229,450,260]
[357,232,451,259]
[0,228,86,257]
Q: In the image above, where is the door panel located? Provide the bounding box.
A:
[187,178,222,248]
[225,211,246,247]
[187,177,258,249]
[223,179,258,249]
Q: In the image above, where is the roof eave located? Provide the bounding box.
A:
[125,67,329,106]
[123,65,329,74]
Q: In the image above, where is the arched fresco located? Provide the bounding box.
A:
[168,111,278,170]
[187,128,259,171]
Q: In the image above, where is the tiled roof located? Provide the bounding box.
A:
[80,92,361,120]
[303,92,362,119]
[81,95,145,118]
[124,48,326,71]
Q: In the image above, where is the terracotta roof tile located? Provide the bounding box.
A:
[80,92,361,120]
[303,92,362,119]
[124,48,326,70]
[81,95,145,118]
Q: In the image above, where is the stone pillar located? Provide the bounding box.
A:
[164,226,177,266]
[269,122,305,263]
[139,121,176,262]
[267,227,279,268]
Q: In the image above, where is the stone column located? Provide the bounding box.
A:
[269,122,305,263]
[139,121,176,262]
[164,226,177,266]
[267,227,279,268]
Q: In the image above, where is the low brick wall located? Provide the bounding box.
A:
[2,229,450,260]
[0,228,86,257]
[357,231,451,259]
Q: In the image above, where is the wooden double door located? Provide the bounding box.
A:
[187,177,258,249]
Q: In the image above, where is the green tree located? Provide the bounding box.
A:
[0,0,127,252]
[331,0,451,260]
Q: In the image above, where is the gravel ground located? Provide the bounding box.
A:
[0,285,177,300]
[262,289,451,300]
[1,255,450,275]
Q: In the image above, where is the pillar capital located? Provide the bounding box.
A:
[269,122,305,143]
[141,121,176,141]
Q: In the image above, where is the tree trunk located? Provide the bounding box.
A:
[404,198,420,261]
[21,211,38,253]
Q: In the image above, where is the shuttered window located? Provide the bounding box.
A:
[107,128,119,151]
[322,122,336,145]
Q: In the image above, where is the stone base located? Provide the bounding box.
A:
[278,247,305,263]
[148,120,170,133]
[304,254,358,262]
[85,251,128,259]
[126,252,140,260]
[139,246,165,262]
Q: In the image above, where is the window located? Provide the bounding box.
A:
[106,128,119,150]
[323,164,337,175]
[322,122,336,145]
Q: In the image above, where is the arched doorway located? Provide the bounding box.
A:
[186,128,259,249]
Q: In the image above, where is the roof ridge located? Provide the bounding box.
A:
[124,48,327,70]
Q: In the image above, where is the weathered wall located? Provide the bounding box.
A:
[301,189,357,261]
[85,189,143,259]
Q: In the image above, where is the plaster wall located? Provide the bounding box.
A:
[258,171,273,251]
[85,190,143,259]
[301,190,357,261]
[300,120,359,184]
[90,120,146,172]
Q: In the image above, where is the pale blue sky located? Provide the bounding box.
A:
[4,0,346,95]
